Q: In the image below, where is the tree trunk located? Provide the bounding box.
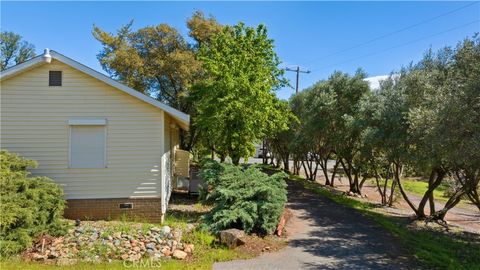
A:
[330,160,340,187]
[283,154,290,173]
[417,169,445,217]
[388,180,396,207]
[394,162,422,217]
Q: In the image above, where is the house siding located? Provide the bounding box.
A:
[1,59,165,200]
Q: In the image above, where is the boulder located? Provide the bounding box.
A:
[219,229,246,249]
[160,226,171,235]
[146,242,156,250]
[172,250,187,260]
[183,244,194,253]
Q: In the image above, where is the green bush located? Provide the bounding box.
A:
[0,150,68,257]
[200,159,287,235]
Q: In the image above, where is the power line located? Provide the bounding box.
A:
[285,66,311,94]
[302,1,479,65]
[310,19,480,73]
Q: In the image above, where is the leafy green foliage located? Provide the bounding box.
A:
[1,31,36,71]
[200,159,287,234]
[0,150,68,257]
[194,23,290,164]
[93,12,223,151]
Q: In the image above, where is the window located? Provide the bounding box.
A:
[69,121,106,168]
[49,71,62,86]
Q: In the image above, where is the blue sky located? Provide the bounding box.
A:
[1,1,479,100]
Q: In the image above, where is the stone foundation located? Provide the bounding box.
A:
[64,198,163,223]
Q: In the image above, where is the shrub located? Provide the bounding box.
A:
[0,150,68,257]
[200,159,287,235]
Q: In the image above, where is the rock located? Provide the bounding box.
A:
[32,253,46,261]
[161,247,171,256]
[129,253,141,261]
[219,229,246,249]
[132,246,141,252]
[151,252,163,261]
[121,254,129,260]
[113,232,122,239]
[113,239,121,246]
[90,232,99,241]
[347,191,354,196]
[186,224,195,232]
[146,242,156,250]
[48,251,59,259]
[130,239,138,247]
[160,226,171,235]
[75,227,84,234]
[56,258,77,266]
[172,250,187,260]
[184,244,194,253]
[151,226,161,232]
[172,229,182,242]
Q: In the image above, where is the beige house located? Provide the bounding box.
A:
[0,49,189,222]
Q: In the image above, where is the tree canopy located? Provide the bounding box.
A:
[93,12,223,150]
[194,23,290,165]
[0,31,35,71]
[269,35,480,220]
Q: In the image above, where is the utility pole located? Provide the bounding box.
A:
[286,66,310,94]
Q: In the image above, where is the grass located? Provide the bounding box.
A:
[402,178,446,198]
[292,175,480,270]
[1,212,251,270]
[389,178,469,207]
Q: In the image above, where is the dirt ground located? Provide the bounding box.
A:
[321,176,480,234]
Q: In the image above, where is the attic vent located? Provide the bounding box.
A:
[49,71,62,86]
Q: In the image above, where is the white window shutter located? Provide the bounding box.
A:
[70,126,106,168]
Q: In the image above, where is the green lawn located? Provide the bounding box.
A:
[292,175,480,270]
[370,177,465,205]
[402,179,450,201]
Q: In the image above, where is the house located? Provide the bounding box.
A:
[0,49,189,223]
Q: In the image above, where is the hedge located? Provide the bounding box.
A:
[200,159,287,235]
[0,150,68,257]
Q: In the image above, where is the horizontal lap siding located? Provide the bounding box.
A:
[1,60,164,199]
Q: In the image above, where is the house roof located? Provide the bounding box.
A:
[0,49,190,130]
[364,75,389,90]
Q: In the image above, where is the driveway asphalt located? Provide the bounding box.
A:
[213,179,416,270]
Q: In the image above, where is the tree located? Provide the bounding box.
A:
[373,36,480,220]
[329,70,371,194]
[93,13,223,150]
[194,23,289,165]
[187,11,223,48]
[431,36,480,216]
[93,22,201,111]
[0,31,35,71]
